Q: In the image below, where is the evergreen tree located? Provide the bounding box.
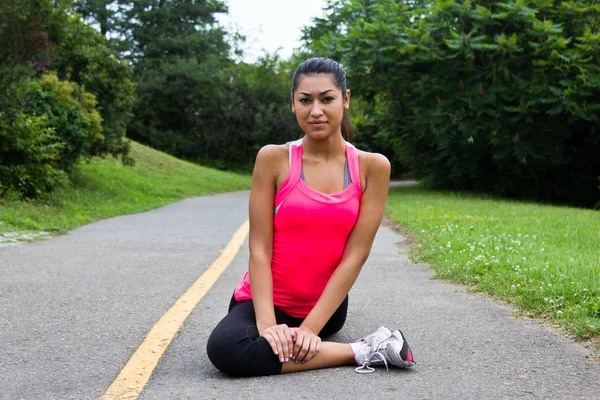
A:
[111,0,234,159]
[74,0,114,36]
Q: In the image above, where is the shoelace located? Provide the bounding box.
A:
[355,348,389,374]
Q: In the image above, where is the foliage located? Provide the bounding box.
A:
[53,14,136,161]
[104,0,234,162]
[201,56,302,169]
[77,0,300,169]
[73,0,114,36]
[303,0,600,207]
[0,73,103,197]
[0,0,136,197]
[0,0,69,70]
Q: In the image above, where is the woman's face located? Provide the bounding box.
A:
[292,73,350,140]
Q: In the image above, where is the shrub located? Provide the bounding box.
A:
[0,73,103,197]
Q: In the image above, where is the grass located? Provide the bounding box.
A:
[0,141,251,235]
[386,187,600,340]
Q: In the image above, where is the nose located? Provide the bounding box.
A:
[310,101,323,117]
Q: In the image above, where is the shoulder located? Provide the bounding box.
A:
[254,144,289,168]
[355,148,391,177]
[253,144,291,184]
[256,144,288,161]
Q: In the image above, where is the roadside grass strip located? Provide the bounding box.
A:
[386,187,600,340]
[0,142,251,237]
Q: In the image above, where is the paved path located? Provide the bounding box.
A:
[1,191,598,400]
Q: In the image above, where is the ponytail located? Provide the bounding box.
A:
[341,110,354,142]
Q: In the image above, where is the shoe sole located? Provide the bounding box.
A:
[385,330,416,368]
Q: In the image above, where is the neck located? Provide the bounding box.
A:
[301,132,346,160]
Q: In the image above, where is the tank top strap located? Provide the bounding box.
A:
[345,142,362,193]
[276,139,303,206]
[286,139,303,182]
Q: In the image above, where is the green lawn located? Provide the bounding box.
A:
[0,141,251,235]
[386,187,600,340]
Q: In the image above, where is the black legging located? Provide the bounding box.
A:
[206,296,348,377]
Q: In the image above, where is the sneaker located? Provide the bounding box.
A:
[350,326,392,372]
[351,329,416,373]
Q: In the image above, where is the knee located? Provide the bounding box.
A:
[206,327,280,377]
[206,329,240,376]
[206,326,256,377]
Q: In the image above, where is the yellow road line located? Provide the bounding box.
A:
[101,220,250,400]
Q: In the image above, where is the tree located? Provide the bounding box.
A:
[303,0,600,207]
[73,0,114,36]
[104,0,235,161]
[53,13,136,160]
[0,0,136,197]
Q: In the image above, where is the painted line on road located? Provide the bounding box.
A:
[101,220,250,400]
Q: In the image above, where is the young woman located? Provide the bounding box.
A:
[206,57,415,376]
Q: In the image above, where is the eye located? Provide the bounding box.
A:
[299,98,310,104]
[322,96,334,103]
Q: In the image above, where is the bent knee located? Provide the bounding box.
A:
[206,331,280,377]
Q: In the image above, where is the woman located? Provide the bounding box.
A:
[207,57,415,376]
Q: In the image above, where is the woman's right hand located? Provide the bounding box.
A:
[260,324,296,363]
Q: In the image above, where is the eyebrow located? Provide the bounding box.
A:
[298,89,335,96]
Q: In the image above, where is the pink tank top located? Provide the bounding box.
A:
[233,139,362,318]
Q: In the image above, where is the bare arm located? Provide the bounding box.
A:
[248,145,279,334]
[300,153,391,335]
[249,145,296,363]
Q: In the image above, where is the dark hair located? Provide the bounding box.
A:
[291,57,354,141]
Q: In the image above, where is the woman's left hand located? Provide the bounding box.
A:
[290,326,321,364]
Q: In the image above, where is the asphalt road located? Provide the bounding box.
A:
[1,190,598,400]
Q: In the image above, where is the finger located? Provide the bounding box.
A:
[293,332,304,362]
[276,329,289,362]
[262,333,278,357]
[304,337,321,363]
[269,331,284,362]
[283,327,294,360]
[297,339,311,363]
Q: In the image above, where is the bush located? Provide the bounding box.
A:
[0,73,103,197]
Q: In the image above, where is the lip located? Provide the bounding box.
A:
[309,121,327,125]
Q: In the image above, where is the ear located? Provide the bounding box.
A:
[343,89,351,110]
[291,93,296,114]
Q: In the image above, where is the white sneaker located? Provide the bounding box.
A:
[350,326,392,372]
[351,328,416,373]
